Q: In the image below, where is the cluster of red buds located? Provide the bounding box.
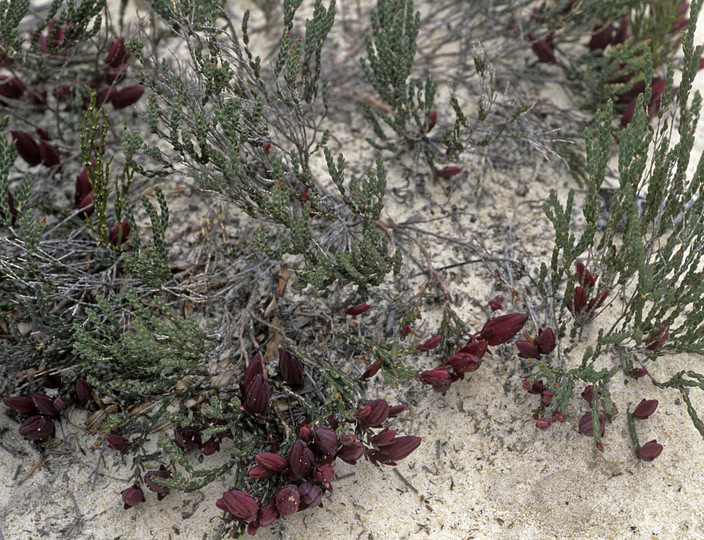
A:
[577,385,619,452]
[567,261,608,321]
[121,463,173,509]
[10,129,61,168]
[516,327,556,359]
[2,376,91,441]
[644,320,669,351]
[217,399,420,535]
[417,313,528,395]
[240,352,273,416]
[523,378,566,430]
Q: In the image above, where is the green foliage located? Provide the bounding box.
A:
[72,283,206,401]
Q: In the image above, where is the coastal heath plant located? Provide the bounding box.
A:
[520,0,704,458]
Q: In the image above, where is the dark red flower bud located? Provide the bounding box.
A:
[174,426,202,452]
[621,96,639,127]
[202,437,220,455]
[418,366,457,395]
[259,502,278,527]
[298,482,323,509]
[356,399,389,428]
[578,412,605,438]
[19,415,55,440]
[248,464,277,480]
[53,397,67,411]
[276,484,300,517]
[632,399,658,420]
[427,110,437,132]
[144,465,171,500]
[112,85,144,109]
[569,286,588,313]
[527,32,557,64]
[255,452,288,472]
[587,290,609,316]
[400,323,411,338]
[3,396,38,414]
[537,327,556,354]
[52,84,75,102]
[104,64,128,85]
[345,303,370,316]
[669,17,689,33]
[0,75,26,100]
[488,294,503,311]
[541,390,554,406]
[388,404,407,417]
[576,261,596,288]
[262,142,271,153]
[636,440,663,461]
[216,490,260,522]
[107,432,130,452]
[458,339,488,359]
[523,378,544,395]
[109,219,130,245]
[360,358,383,381]
[629,368,648,379]
[313,427,338,457]
[480,313,528,346]
[589,23,614,51]
[98,87,118,105]
[32,394,58,416]
[279,349,304,387]
[74,378,92,403]
[244,374,272,415]
[645,320,669,351]
[314,462,336,486]
[336,441,364,464]
[536,418,551,430]
[121,484,145,509]
[39,140,60,166]
[78,191,95,219]
[369,431,421,465]
[435,166,463,179]
[581,385,596,404]
[339,433,357,445]
[11,130,41,167]
[42,371,61,388]
[516,340,540,359]
[74,168,92,207]
[447,351,482,378]
[327,414,339,430]
[288,440,315,477]
[105,37,127,67]
[613,17,629,45]
[418,334,441,351]
[240,352,263,398]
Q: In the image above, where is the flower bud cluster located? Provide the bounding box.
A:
[567,261,608,321]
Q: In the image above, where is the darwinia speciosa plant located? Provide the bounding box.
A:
[513,1,704,460]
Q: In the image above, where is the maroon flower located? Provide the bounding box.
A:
[144,465,171,500]
[645,320,669,351]
[435,166,462,179]
[11,130,41,167]
[537,327,556,354]
[53,397,67,411]
[400,323,411,338]
[112,85,144,109]
[74,378,92,403]
[313,427,338,457]
[109,220,131,245]
[516,340,540,359]
[314,462,336,487]
[636,440,663,462]
[541,390,554,406]
[74,168,92,207]
[632,399,658,420]
[0,75,26,100]
[216,489,260,522]
[388,404,407,417]
[360,358,383,381]
[523,378,544,395]
[173,427,202,452]
[27,87,48,109]
[275,485,300,518]
[107,433,130,453]
[202,437,221,455]
[629,368,648,379]
[418,366,457,395]
[248,464,277,480]
[527,32,557,64]
[447,351,482,378]
[578,412,605,438]
[104,65,127,86]
[356,399,390,428]
[288,440,315,477]
[480,313,528,346]
[458,338,488,359]
[30,394,57,417]
[279,349,304,388]
[369,430,422,465]
[121,484,145,509]
[19,415,55,440]
[336,441,365,465]
[298,482,323,509]
[240,353,263,399]
[345,304,370,316]
[105,37,127,67]
[536,418,551,430]
[255,452,288,472]
[39,140,60,166]
[41,371,61,388]
[418,334,441,352]
[3,395,38,414]
[259,502,279,527]
[589,22,615,51]
[78,191,95,219]
[98,87,118,106]
[244,374,273,415]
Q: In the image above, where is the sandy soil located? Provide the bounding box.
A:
[2,2,704,540]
